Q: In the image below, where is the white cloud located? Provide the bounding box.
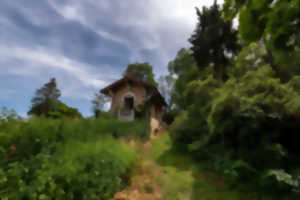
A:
[48,1,132,46]
[0,0,225,115]
[0,45,119,99]
[48,0,224,76]
[1,46,103,87]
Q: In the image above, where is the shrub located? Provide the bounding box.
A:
[0,118,142,200]
[262,169,300,193]
[170,66,300,194]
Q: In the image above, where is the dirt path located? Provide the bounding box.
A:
[113,134,196,200]
[113,140,163,200]
[114,134,294,200]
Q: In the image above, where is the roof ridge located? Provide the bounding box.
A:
[100,76,167,106]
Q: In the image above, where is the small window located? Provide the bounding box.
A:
[124,97,134,109]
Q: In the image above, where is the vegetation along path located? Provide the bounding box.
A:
[113,133,282,200]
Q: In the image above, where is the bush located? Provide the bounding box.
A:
[261,169,300,193]
[0,117,143,200]
[170,66,300,194]
[170,76,219,149]
[213,155,258,186]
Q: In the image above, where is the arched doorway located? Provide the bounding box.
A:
[118,92,135,121]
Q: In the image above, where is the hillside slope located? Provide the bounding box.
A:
[114,133,296,200]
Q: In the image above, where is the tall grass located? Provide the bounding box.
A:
[0,117,147,199]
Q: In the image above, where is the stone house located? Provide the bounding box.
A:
[100,76,167,135]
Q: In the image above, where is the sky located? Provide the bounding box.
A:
[0,0,223,116]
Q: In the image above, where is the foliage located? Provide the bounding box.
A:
[28,78,61,117]
[168,2,300,196]
[0,107,19,121]
[223,0,300,49]
[167,48,202,109]
[223,0,300,81]
[0,117,148,199]
[213,155,258,186]
[123,63,158,87]
[47,102,82,119]
[189,1,240,81]
[262,169,300,192]
[171,63,300,194]
[288,76,300,93]
[145,134,293,200]
[28,78,82,119]
[229,42,268,77]
[91,93,110,118]
[170,76,220,146]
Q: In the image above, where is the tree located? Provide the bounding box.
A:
[48,102,82,119]
[189,0,240,81]
[92,93,110,118]
[123,63,158,87]
[0,107,18,121]
[167,48,202,109]
[223,0,300,81]
[28,78,82,119]
[28,78,61,117]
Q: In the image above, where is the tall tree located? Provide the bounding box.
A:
[28,78,82,118]
[123,63,158,87]
[28,78,61,117]
[223,0,300,81]
[189,0,240,81]
[167,48,201,109]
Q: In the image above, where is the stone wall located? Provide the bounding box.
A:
[109,82,166,136]
[110,83,147,114]
[150,105,166,138]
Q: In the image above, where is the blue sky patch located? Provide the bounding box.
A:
[0,0,222,116]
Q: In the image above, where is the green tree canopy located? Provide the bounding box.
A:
[168,0,300,195]
[189,1,240,81]
[0,107,19,121]
[28,78,61,117]
[223,0,300,49]
[47,102,82,119]
[28,78,82,118]
[223,0,300,81]
[123,63,158,87]
[167,48,201,109]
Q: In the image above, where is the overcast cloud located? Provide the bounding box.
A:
[0,0,223,116]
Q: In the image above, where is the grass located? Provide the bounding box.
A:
[149,134,195,200]
[129,133,297,200]
[150,134,239,200]
[2,116,296,199]
[0,117,142,200]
